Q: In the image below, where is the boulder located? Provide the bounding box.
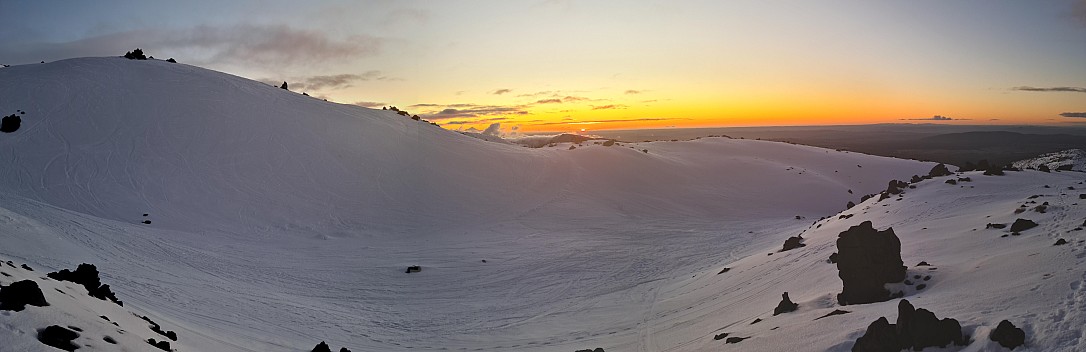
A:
[781,235,806,252]
[836,221,906,305]
[895,299,967,350]
[405,265,421,273]
[928,164,953,177]
[1009,219,1038,233]
[0,114,21,133]
[773,292,798,315]
[37,326,79,351]
[852,317,900,352]
[0,280,49,311]
[989,320,1025,350]
[313,341,332,352]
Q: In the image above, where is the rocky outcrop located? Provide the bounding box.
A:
[781,235,806,252]
[989,320,1025,350]
[313,341,333,352]
[47,264,122,306]
[0,280,49,311]
[852,300,967,352]
[773,292,798,315]
[1,114,21,133]
[836,221,906,305]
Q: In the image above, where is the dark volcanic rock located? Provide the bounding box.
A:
[928,163,953,177]
[38,325,80,351]
[1038,164,1050,172]
[717,268,731,275]
[1054,238,1068,246]
[895,299,966,350]
[147,338,171,351]
[781,235,806,252]
[312,341,332,352]
[852,300,967,352]
[814,309,850,321]
[340,348,353,352]
[945,179,957,185]
[405,265,421,273]
[48,264,122,306]
[773,292,798,316]
[990,320,1025,350]
[1009,219,1038,233]
[986,223,1007,229]
[725,336,748,344]
[1,114,21,133]
[852,317,900,352]
[575,349,605,352]
[836,221,906,305]
[713,332,729,340]
[0,280,49,311]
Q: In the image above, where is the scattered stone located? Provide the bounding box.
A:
[1054,239,1068,246]
[814,309,851,321]
[828,252,838,264]
[0,280,49,311]
[717,268,731,275]
[750,318,762,324]
[916,261,930,266]
[846,201,856,209]
[21,264,33,271]
[142,220,152,224]
[923,275,931,281]
[852,300,966,352]
[575,348,604,352]
[1009,219,1038,233]
[945,179,957,185]
[713,332,729,340]
[773,292,798,316]
[836,221,906,305]
[725,336,748,344]
[1033,204,1047,213]
[103,336,117,344]
[340,348,353,352]
[38,325,80,351]
[986,223,1007,229]
[928,164,953,177]
[852,317,899,352]
[47,264,122,306]
[905,280,913,285]
[989,320,1025,350]
[405,265,421,273]
[916,284,927,290]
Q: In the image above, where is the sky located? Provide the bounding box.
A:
[2,0,1086,134]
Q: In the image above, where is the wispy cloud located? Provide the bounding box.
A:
[1013,86,1086,93]
[420,104,530,119]
[1061,112,1086,118]
[353,101,386,108]
[900,115,963,121]
[527,117,689,126]
[625,90,642,94]
[592,104,628,110]
[492,88,512,95]
[536,98,563,104]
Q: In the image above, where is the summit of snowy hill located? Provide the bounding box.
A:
[0,57,983,351]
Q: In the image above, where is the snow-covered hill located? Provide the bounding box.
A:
[5,57,1076,351]
[1013,149,1086,172]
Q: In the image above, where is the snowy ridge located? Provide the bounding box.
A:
[1013,149,1086,172]
[7,57,1062,351]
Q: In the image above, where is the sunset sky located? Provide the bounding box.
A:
[3,0,1086,134]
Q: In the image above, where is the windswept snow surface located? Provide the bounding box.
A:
[0,58,945,351]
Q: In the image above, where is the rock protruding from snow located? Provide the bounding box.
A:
[852,300,967,352]
[312,341,332,352]
[781,235,806,252]
[0,280,49,311]
[37,325,80,351]
[990,319,1026,350]
[773,292,798,316]
[1009,219,1038,233]
[47,264,122,306]
[836,221,906,305]
[1,113,21,133]
[928,163,952,178]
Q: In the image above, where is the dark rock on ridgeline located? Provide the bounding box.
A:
[852,300,967,352]
[846,201,856,210]
[781,235,806,252]
[945,179,957,185]
[879,180,909,201]
[139,315,177,341]
[836,221,906,305]
[0,280,49,311]
[1009,219,1038,233]
[990,320,1026,350]
[1054,238,1068,246]
[1038,164,1051,173]
[910,175,923,183]
[928,163,953,178]
[313,341,332,352]
[773,292,798,315]
[38,325,80,351]
[147,338,171,351]
[47,264,122,306]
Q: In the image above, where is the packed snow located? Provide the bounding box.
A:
[1,57,1083,351]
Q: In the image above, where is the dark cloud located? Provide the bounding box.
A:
[900,115,961,121]
[0,24,379,67]
[516,91,554,97]
[562,96,589,102]
[1013,86,1086,93]
[353,101,386,108]
[592,104,628,110]
[625,90,642,94]
[1061,112,1086,118]
[424,105,529,119]
[492,88,512,95]
[535,98,563,104]
[410,103,442,107]
[296,71,392,90]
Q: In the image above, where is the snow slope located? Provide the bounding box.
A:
[1,57,948,351]
[1013,149,1086,172]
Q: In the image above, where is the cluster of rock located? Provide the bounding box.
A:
[836,222,906,305]
[47,263,123,306]
[312,341,353,352]
[0,279,49,311]
[852,300,968,351]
